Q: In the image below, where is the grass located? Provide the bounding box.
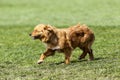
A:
[0,0,120,80]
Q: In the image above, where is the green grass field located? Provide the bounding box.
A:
[0,0,120,80]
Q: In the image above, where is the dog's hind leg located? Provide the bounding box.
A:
[79,46,94,60]
[79,47,87,60]
[87,43,94,60]
[37,49,55,64]
[64,50,72,64]
[88,48,94,60]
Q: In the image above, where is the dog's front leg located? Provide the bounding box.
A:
[64,50,72,64]
[58,37,65,49]
[37,49,55,64]
[57,31,66,49]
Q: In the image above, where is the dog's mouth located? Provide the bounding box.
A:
[30,35,41,40]
[29,33,42,40]
[32,36,39,40]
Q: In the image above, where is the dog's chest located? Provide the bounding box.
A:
[46,44,61,50]
[51,46,60,50]
[52,46,64,52]
[47,45,63,52]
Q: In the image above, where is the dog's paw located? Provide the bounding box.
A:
[37,60,44,64]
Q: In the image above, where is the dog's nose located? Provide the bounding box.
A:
[29,33,31,36]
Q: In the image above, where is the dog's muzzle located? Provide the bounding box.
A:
[29,33,41,40]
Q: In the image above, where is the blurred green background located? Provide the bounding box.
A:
[0,0,120,26]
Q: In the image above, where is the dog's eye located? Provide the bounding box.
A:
[38,31,43,34]
[37,30,43,34]
[40,32,43,34]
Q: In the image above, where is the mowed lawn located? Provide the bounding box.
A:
[0,0,120,80]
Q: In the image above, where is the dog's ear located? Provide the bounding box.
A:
[44,25,53,32]
[76,31,84,37]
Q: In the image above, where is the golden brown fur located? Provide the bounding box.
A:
[29,24,95,64]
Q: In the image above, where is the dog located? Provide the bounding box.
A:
[29,24,95,64]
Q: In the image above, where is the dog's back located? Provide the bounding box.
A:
[68,24,95,49]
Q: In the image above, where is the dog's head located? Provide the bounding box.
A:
[29,24,56,43]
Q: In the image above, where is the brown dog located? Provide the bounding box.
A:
[29,24,95,64]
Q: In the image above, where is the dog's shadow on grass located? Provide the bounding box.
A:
[52,57,102,65]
